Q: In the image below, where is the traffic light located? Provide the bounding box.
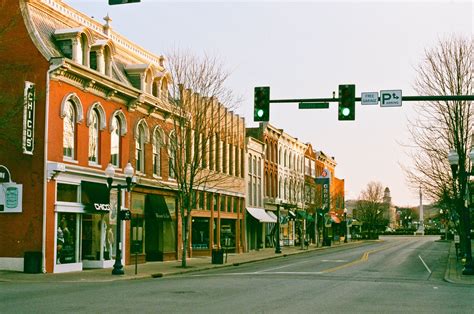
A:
[109,0,140,5]
[338,84,355,120]
[254,86,270,122]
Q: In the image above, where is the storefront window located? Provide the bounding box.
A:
[57,183,79,202]
[56,213,78,264]
[220,220,235,248]
[163,196,176,252]
[81,214,115,261]
[131,193,145,254]
[192,218,209,249]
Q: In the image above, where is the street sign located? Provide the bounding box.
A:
[361,92,379,105]
[380,90,402,107]
[298,102,329,109]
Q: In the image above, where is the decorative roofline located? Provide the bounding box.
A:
[39,0,163,66]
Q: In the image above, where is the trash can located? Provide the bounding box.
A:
[24,251,42,274]
[211,249,224,264]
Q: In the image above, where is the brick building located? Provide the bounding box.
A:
[0,0,245,273]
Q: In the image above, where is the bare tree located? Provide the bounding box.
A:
[355,182,388,239]
[164,50,241,267]
[404,37,473,246]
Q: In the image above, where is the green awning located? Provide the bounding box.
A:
[146,194,172,220]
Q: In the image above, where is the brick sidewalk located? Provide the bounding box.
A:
[444,241,474,285]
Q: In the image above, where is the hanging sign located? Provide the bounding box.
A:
[23,81,36,155]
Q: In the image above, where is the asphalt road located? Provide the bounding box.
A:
[1,236,472,313]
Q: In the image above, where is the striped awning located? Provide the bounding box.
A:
[247,207,277,223]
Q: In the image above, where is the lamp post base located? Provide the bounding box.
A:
[112,266,124,275]
[275,247,282,254]
[462,264,474,275]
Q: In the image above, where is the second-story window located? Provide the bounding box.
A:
[111,116,121,167]
[153,128,162,177]
[169,133,177,179]
[88,109,100,164]
[63,100,76,159]
[136,125,145,173]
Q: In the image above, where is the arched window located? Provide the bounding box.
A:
[80,33,89,67]
[153,127,163,176]
[111,116,121,167]
[169,132,177,179]
[104,45,112,77]
[88,109,100,163]
[63,100,76,159]
[136,125,145,173]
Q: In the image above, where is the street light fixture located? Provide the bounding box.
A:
[106,162,134,275]
[344,208,348,243]
[447,148,474,275]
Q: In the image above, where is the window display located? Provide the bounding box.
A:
[192,218,209,249]
[56,213,77,264]
[82,214,115,261]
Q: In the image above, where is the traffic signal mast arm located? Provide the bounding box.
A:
[270,95,474,103]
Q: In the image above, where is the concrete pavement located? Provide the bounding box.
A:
[1,239,473,285]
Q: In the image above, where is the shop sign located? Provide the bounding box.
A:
[0,165,22,213]
[94,203,111,211]
[0,165,11,183]
[23,81,36,155]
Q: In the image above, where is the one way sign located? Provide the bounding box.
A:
[380,90,402,107]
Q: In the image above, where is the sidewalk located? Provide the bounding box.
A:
[444,241,474,285]
[1,239,472,284]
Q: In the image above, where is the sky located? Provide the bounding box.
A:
[65,0,473,207]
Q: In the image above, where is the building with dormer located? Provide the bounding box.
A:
[0,0,245,273]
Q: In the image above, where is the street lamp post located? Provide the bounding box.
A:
[344,208,348,243]
[106,162,134,275]
[447,148,474,275]
[275,203,282,254]
[440,209,449,241]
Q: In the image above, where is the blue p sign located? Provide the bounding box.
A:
[380,90,402,107]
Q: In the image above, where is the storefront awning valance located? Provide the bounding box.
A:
[146,194,172,220]
[266,211,277,222]
[81,181,110,212]
[247,207,277,223]
[297,211,307,219]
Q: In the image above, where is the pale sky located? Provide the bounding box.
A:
[65,0,473,207]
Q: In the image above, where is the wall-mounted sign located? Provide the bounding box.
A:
[0,165,11,183]
[23,81,36,155]
[0,165,22,213]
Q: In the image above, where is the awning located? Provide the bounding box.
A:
[146,194,172,220]
[81,181,110,212]
[247,207,277,223]
[266,211,277,222]
[297,211,307,219]
[330,213,341,224]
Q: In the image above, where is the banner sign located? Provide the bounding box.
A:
[23,82,36,155]
[315,177,330,212]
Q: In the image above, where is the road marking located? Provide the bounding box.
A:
[418,255,432,274]
[322,244,391,273]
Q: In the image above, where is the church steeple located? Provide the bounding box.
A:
[383,187,391,205]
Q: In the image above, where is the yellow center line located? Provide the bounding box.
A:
[322,244,392,273]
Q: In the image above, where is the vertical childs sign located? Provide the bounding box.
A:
[23,81,35,155]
